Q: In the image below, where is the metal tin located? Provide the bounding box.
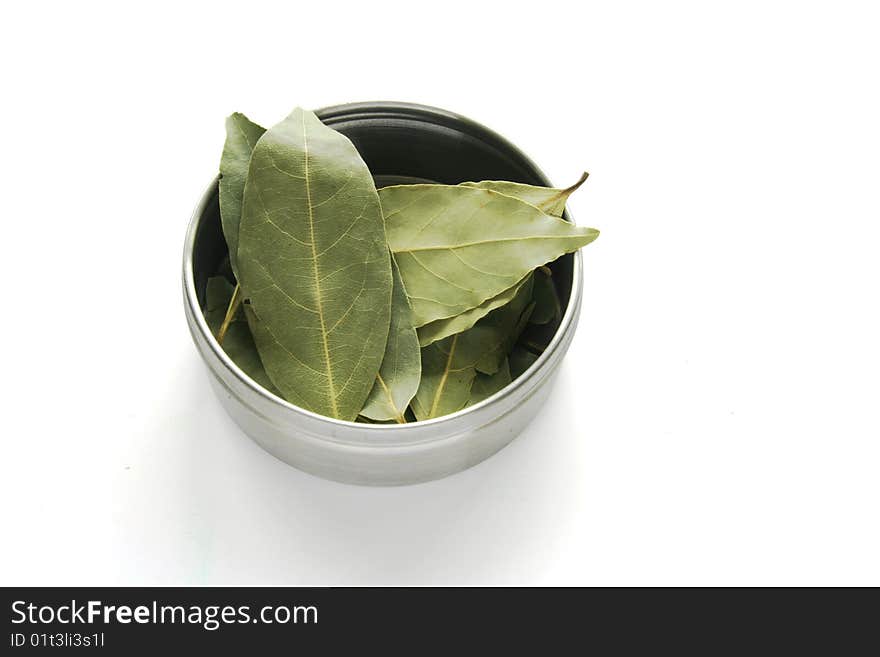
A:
[182,102,583,486]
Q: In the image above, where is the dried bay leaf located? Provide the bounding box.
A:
[215,254,234,282]
[411,280,533,420]
[462,176,579,331]
[360,257,421,423]
[473,276,535,375]
[237,108,392,420]
[219,112,265,279]
[469,358,512,406]
[379,184,598,326]
[462,172,588,217]
[518,319,557,356]
[530,266,562,325]
[203,277,280,395]
[512,300,537,347]
[416,274,531,347]
[410,332,481,421]
[509,347,539,379]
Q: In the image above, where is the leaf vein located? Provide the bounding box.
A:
[302,112,339,417]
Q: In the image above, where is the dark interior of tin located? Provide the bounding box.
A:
[191,104,574,321]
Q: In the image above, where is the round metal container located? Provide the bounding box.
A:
[182,102,584,486]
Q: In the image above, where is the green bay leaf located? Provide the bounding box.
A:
[461,172,588,217]
[360,256,421,423]
[379,184,598,326]
[469,358,512,406]
[509,347,540,379]
[204,277,280,395]
[237,108,392,421]
[461,176,580,330]
[473,276,535,375]
[530,266,562,325]
[416,274,531,347]
[517,319,558,356]
[411,332,480,421]
[219,113,265,280]
[411,279,533,420]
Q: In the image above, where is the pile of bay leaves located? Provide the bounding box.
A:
[204,107,598,423]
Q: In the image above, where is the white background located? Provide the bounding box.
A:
[2,1,878,586]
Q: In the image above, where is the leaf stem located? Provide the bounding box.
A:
[216,282,243,345]
[565,171,589,194]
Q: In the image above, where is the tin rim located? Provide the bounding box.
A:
[182,102,583,434]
